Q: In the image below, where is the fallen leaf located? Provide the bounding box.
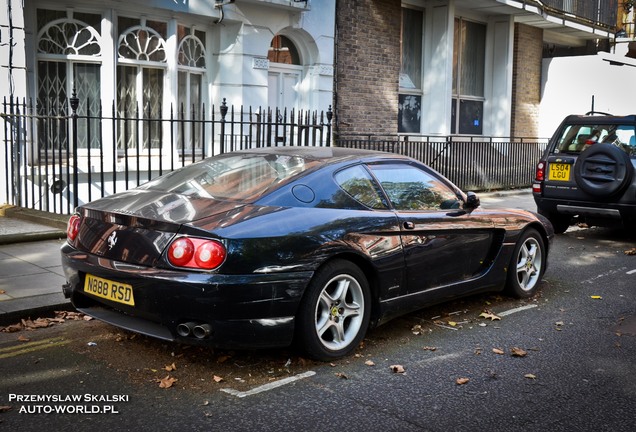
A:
[411,324,426,335]
[448,321,457,327]
[492,348,505,355]
[365,360,375,366]
[335,372,348,379]
[524,373,537,380]
[213,375,224,383]
[591,295,602,300]
[389,364,406,374]
[511,347,527,357]
[17,335,30,342]
[164,362,177,372]
[0,289,6,294]
[456,377,470,385]
[423,346,437,352]
[624,248,636,256]
[157,375,177,389]
[479,311,501,321]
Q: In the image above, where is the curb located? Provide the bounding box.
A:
[0,205,69,230]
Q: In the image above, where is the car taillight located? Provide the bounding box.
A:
[167,237,226,270]
[535,161,545,181]
[67,214,81,242]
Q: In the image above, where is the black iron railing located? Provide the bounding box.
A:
[2,96,549,215]
[337,135,548,191]
[1,96,332,214]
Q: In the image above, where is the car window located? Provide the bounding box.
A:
[139,154,320,200]
[368,164,461,211]
[554,123,636,156]
[334,165,389,210]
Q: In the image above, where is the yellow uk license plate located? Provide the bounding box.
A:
[548,162,571,181]
[84,274,135,307]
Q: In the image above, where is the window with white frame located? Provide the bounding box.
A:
[117,17,167,151]
[177,26,206,154]
[399,7,424,133]
[36,9,102,150]
[452,18,486,135]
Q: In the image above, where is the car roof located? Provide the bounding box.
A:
[561,113,636,124]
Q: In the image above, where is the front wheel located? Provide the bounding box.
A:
[505,228,546,298]
[295,260,371,361]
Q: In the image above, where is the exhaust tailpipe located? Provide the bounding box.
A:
[176,321,196,337]
[192,323,212,339]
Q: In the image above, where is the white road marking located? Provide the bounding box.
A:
[220,371,316,398]
[627,269,636,275]
[498,304,538,317]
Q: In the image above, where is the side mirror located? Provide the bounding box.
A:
[465,192,480,210]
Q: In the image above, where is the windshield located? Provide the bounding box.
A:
[138,153,319,201]
[553,123,636,156]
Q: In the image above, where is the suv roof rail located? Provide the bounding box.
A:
[585,111,613,116]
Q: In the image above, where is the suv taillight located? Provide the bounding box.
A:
[535,161,545,181]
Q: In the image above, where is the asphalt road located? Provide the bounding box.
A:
[1,223,635,432]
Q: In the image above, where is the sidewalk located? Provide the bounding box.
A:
[0,205,69,325]
[0,188,535,326]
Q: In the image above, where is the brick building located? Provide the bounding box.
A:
[333,0,617,139]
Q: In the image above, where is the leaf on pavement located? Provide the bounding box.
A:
[524,374,537,380]
[511,347,527,357]
[17,335,30,342]
[335,372,348,379]
[0,406,12,413]
[423,346,437,352]
[164,362,177,372]
[0,289,5,294]
[492,348,505,355]
[456,377,470,385]
[157,375,177,389]
[390,365,406,374]
[624,248,636,255]
[590,295,602,300]
[213,375,224,383]
[479,311,501,321]
[365,360,376,366]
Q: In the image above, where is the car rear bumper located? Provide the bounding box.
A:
[60,243,313,349]
[533,194,636,221]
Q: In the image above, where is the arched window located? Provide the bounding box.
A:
[268,35,300,65]
[177,27,207,153]
[36,9,102,150]
[117,17,167,149]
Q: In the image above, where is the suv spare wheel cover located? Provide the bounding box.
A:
[573,143,633,197]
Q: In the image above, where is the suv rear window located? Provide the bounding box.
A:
[554,124,636,156]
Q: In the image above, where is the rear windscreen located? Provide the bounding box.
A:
[553,123,636,156]
[138,153,320,201]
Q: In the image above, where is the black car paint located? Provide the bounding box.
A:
[62,147,552,350]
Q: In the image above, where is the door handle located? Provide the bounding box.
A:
[403,221,415,230]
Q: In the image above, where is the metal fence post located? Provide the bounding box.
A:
[70,89,79,210]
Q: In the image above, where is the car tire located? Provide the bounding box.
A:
[539,210,571,234]
[505,228,545,298]
[295,259,371,361]
[573,143,633,197]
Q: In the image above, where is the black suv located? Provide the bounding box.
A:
[533,113,636,233]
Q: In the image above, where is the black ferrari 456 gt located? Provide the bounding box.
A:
[61,147,553,360]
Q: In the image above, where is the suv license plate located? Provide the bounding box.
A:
[548,163,571,181]
[84,274,135,306]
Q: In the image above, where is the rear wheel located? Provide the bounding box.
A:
[295,260,370,361]
[506,228,545,298]
[545,212,571,234]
